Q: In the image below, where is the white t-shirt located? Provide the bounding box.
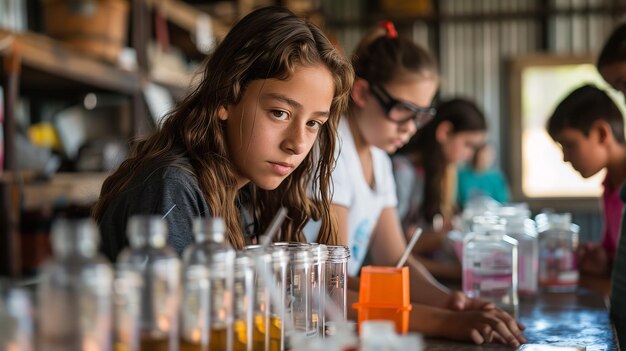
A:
[332,118,398,276]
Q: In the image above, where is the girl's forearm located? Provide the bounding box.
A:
[407,255,451,307]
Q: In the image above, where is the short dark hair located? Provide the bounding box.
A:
[597,23,626,68]
[547,84,625,144]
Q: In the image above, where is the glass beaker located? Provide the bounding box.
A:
[37,218,113,351]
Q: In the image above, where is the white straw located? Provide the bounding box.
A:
[396,227,423,268]
[260,207,288,247]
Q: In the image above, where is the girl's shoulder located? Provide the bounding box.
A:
[124,156,200,196]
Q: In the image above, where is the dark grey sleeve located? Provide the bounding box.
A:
[99,167,210,261]
[154,175,209,255]
[123,174,209,256]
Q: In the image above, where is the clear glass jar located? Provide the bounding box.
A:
[37,218,113,351]
[0,279,33,351]
[180,217,235,351]
[268,246,289,351]
[307,244,328,338]
[245,245,288,351]
[537,213,579,292]
[325,245,350,333]
[247,248,273,351]
[463,216,519,315]
[116,215,181,351]
[273,243,314,341]
[233,253,255,351]
[497,205,538,296]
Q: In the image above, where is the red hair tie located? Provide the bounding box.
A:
[379,20,398,39]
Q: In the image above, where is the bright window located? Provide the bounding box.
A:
[510,56,626,206]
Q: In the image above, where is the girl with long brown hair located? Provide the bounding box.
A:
[92,6,353,261]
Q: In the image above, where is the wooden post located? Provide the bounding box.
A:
[3,47,20,172]
[0,178,21,277]
[0,47,22,277]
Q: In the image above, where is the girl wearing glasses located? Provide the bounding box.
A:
[307,22,525,345]
[393,98,488,280]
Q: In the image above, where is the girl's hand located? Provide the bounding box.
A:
[446,291,526,332]
[440,309,527,347]
[577,242,610,276]
[446,290,495,311]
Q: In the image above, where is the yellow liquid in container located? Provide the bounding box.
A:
[139,336,170,351]
[209,325,229,350]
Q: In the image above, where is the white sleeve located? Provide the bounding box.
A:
[331,152,352,207]
[379,152,398,208]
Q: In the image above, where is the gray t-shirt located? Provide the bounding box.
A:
[99,160,210,261]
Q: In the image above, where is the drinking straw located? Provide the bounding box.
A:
[396,227,423,268]
[260,207,288,247]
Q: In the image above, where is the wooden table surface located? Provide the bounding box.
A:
[425,276,617,351]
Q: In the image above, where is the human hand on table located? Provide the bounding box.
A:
[445,291,526,346]
[577,242,610,276]
[446,290,495,311]
[440,308,527,347]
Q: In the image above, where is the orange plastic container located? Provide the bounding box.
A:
[352,266,412,334]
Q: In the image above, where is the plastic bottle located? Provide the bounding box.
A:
[38,218,113,351]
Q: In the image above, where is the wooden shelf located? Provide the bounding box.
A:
[20,172,109,210]
[0,29,140,95]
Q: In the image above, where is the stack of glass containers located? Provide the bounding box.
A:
[180,217,236,351]
[116,216,181,351]
[37,218,113,351]
[497,205,539,296]
[536,212,579,292]
[463,216,519,315]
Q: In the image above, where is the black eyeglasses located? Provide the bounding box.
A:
[370,84,436,125]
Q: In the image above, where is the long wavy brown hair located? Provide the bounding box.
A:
[92,6,353,249]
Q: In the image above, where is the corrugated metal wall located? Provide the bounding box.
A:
[323,0,625,241]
